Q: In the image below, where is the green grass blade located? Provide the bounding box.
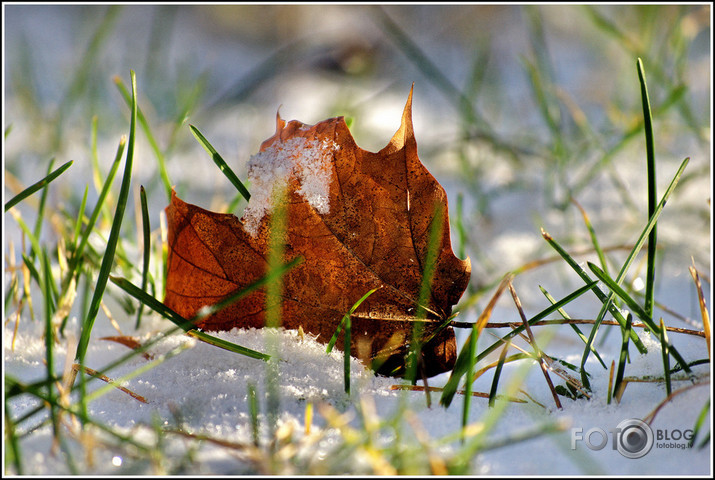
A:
[542,229,647,353]
[109,275,270,360]
[344,312,351,395]
[5,377,152,452]
[189,124,251,202]
[455,194,467,261]
[637,58,658,319]
[3,397,23,474]
[587,262,691,374]
[31,159,56,249]
[487,337,510,409]
[4,160,73,212]
[461,322,480,441]
[540,285,607,369]
[71,185,89,255]
[659,318,671,397]
[189,330,270,360]
[41,249,58,438]
[571,198,610,276]
[327,287,379,353]
[68,137,126,280]
[441,281,596,407]
[135,185,151,329]
[248,383,260,446]
[110,256,302,359]
[83,342,190,404]
[9,212,44,277]
[407,201,445,384]
[75,70,138,366]
[690,398,710,449]
[612,313,633,403]
[21,253,41,298]
[114,76,173,201]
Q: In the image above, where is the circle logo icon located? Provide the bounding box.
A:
[616,419,654,458]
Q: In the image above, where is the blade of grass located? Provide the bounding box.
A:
[587,262,691,375]
[487,337,510,409]
[3,398,23,474]
[114,75,172,200]
[4,160,73,212]
[476,282,600,360]
[326,287,379,395]
[81,342,190,404]
[344,312,352,395]
[406,201,445,385]
[449,358,540,471]
[461,320,480,439]
[135,185,151,329]
[41,249,58,438]
[265,185,287,440]
[71,185,89,256]
[690,398,710,449]
[613,313,633,403]
[455,193,467,260]
[189,124,251,202]
[9,211,45,281]
[637,58,658,319]
[75,70,138,367]
[31,159,56,249]
[5,376,154,452]
[327,287,380,353]
[539,285,607,369]
[659,318,672,397]
[33,297,275,434]
[571,198,610,276]
[66,136,126,282]
[248,383,260,446]
[110,271,298,360]
[442,278,595,407]
[541,228,647,354]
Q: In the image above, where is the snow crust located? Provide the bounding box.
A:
[242,135,338,236]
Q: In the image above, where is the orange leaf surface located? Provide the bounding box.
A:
[164,87,471,377]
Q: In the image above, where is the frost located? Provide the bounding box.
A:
[242,135,338,237]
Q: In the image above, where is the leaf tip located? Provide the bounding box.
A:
[275,106,286,134]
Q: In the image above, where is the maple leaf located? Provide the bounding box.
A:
[164,87,471,377]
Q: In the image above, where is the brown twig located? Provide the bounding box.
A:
[72,364,147,404]
[508,281,562,410]
[450,318,705,337]
[100,336,154,360]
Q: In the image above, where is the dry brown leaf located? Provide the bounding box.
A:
[164,87,471,377]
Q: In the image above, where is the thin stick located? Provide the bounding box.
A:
[461,318,705,337]
[508,281,562,410]
[71,364,147,404]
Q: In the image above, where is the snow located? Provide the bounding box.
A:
[4,297,711,474]
[242,135,338,237]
